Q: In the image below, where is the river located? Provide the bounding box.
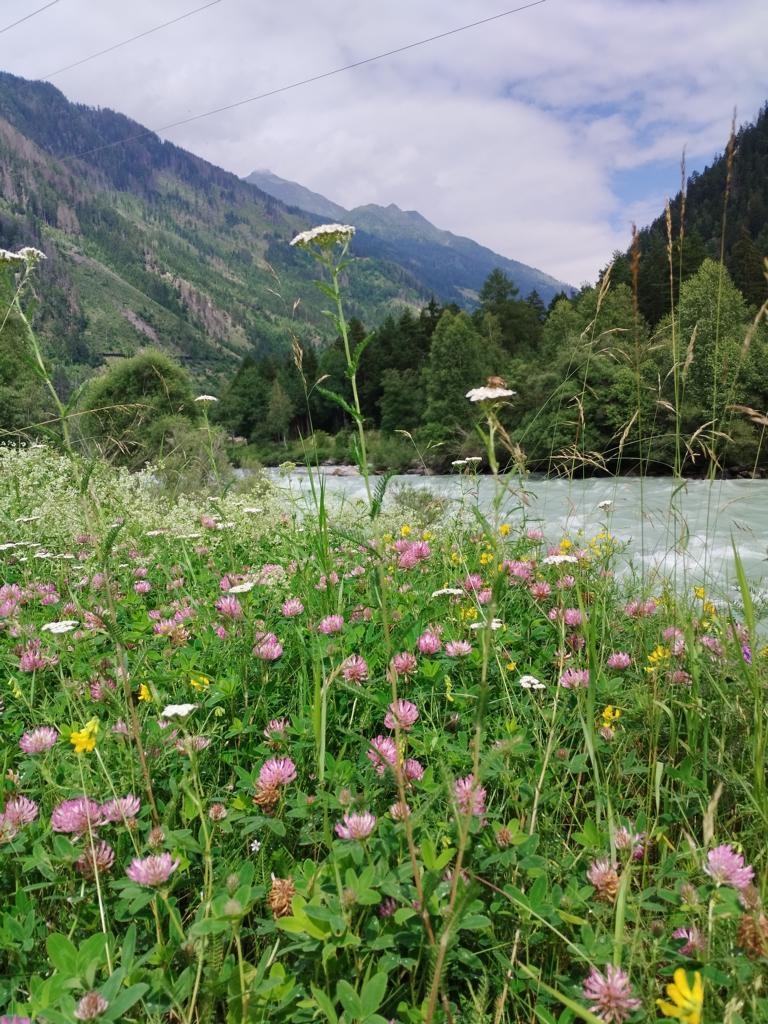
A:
[265,469,768,600]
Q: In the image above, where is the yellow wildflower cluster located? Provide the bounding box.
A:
[499,523,511,537]
[601,705,621,730]
[588,530,618,558]
[190,674,211,692]
[645,645,672,673]
[657,969,703,1023]
[400,524,411,538]
[138,683,151,702]
[479,551,493,566]
[70,717,99,754]
[460,606,478,622]
[505,660,517,672]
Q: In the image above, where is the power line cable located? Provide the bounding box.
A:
[0,0,60,36]
[41,0,225,80]
[64,0,548,161]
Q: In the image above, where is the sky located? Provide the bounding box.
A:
[2,0,766,286]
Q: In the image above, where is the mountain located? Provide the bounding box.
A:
[245,169,573,305]
[0,72,438,389]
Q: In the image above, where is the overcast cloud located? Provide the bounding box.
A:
[2,0,766,284]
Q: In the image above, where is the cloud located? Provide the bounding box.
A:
[3,0,765,283]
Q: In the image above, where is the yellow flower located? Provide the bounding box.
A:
[138,683,151,702]
[451,552,460,564]
[601,705,621,724]
[702,600,717,618]
[559,538,572,550]
[190,674,210,692]
[657,969,703,1024]
[400,524,411,538]
[70,717,99,754]
[694,586,705,600]
[382,532,393,544]
[506,660,517,672]
[480,552,493,565]
[444,676,454,703]
[645,644,671,673]
[461,606,478,621]
[422,530,433,541]
[499,523,510,537]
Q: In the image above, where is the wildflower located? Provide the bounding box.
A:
[404,758,424,781]
[335,811,376,840]
[465,384,516,402]
[601,706,621,731]
[389,800,411,820]
[263,717,289,741]
[258,757,297,789]
[160,703,197,719]
[70,718,99,754]
[400,524,411,537]
[40,619,79,634]
[341,654,368,683]
[529,581,551,599]
[74,992,109,1020]
[541,554,578,566]
[252,633,283,661]
[736,911,768,959]
[215,595,243,618]
[582,965,641,1023]
[250,838,262,854]
[614,824,644,860]
[418,630,442,654]
[267,875,296,918]
[378,897,397,917]
[19,726,58,754]
[368,735,399,775]
[597,499,613,511]
[133,580,151,595]
[391,651,418,676]
[208,803,228,821]
[51,798,105,835]
[190,674,210,692]
[194,394,218,403]
[672,926,707,957]
[607,652,631,670]
[19,639,58,672]
[318,615,344,635]
[138,684,151,702]
[281,597,304,616]
[445,640,472,657]
[519,674,545,689]
[704,844,754,891]
[559,667,589,689]
[3,797,38,827]
[657,969,703,1023]
[454,774,486,818]
[126,852,180,886]
[290,223,355,248]
[101,795,140,824]
[384,699,419,731]
[75,840,116,879]
[587,858,620,902]
[0,1016,32,1024]
[499,523,511,536]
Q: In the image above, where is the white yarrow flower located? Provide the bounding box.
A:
[161,703,198,719]
[195,394,218,403]
[431,587,465,597]
[228,581,256,593]
[290,223,355,248]
[519,674,545,689]
[470,618,504,631]
[41,620,79,634]
[542,554,579,565]
[466,386,516,402]
[597,500,613,511]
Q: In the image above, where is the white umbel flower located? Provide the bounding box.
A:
[161,703,198,719]
[195,394,218,403]
[41,620,79,634]
[466,386,516,402]
[519,674,545,689]
[290,223,355,248]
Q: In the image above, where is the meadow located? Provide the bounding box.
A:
[0,437,766,1024]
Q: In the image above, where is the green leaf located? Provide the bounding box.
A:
[311,984,339,1024]
[104,983,148,1020]
[46,933,78,976]
[317,386,360,423]
[360,973,387,1016]
[336,979,363,1019]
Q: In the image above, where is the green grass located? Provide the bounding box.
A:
[0,443,765,1023]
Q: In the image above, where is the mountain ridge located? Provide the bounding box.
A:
[245,168,573,304]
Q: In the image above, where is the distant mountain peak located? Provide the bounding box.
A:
[245,169,573,304]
